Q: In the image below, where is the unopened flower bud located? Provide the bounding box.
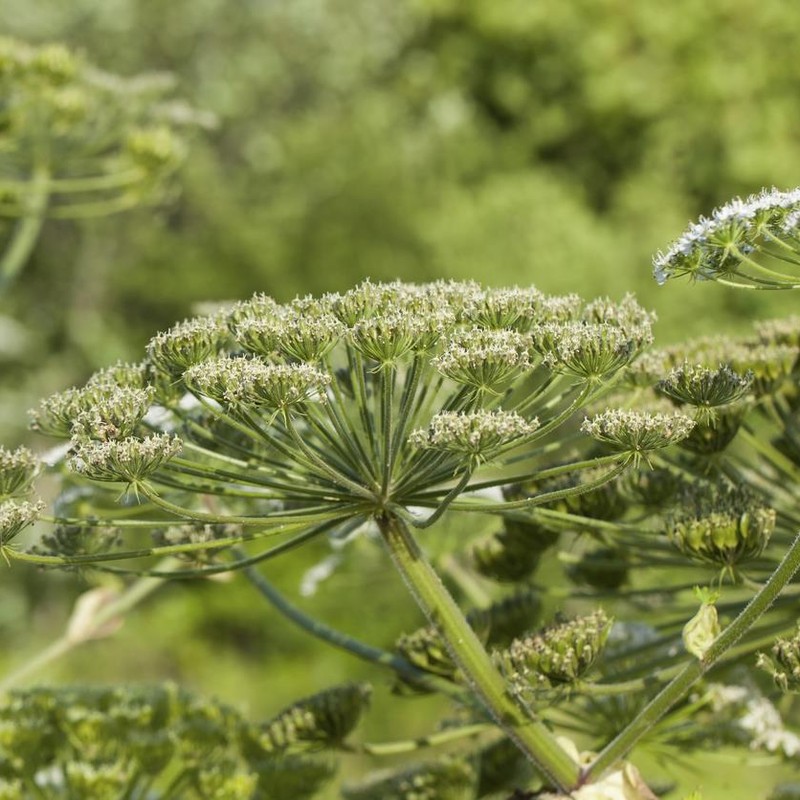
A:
[758,627,800,693]
[666,484,775,568]
[496,610,611,689]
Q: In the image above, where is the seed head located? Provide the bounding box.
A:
[68,434,182,483]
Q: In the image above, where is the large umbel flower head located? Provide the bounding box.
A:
[14,280,658,570]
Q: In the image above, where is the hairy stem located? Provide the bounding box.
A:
[584,529,800,781]
[377,513,580,791]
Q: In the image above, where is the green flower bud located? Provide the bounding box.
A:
[395,591,541,691]
[496,610,612,689]
[666,484,775,568]
[757,627,800,693]
[682,593,720,660]
[342,757,476,800]
[395,625,458,683]
[68,434,182,483]
[257,683,372,753]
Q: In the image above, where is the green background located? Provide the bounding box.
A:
[2,1,800,796]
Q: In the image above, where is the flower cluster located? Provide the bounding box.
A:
[581,409,695,465]
[409,410,539,464]
[653,187,800,287]
[0,684,346,800]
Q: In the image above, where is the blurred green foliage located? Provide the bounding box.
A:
[2,3,800,796]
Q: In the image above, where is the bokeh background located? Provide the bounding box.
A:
[2,1,800,796]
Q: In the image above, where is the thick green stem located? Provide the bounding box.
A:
[377,513,580,791]
[584,529,800,782]
[0,162,49,290]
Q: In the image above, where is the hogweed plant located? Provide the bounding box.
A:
[6,256,800,797]
[0,37,211,290]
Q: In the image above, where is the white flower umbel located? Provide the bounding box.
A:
[0,498,44,546]
[69,386,155,443]
[409,410,539,464]
[582,409,695,465]
[432,328,531,394]
[653,187,800,288]
[0,445,39,498]
[185,356,331,410]
[68,434,182,484]
[147,316,228,377]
